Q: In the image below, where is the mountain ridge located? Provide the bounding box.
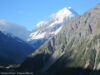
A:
[0,30,34,65]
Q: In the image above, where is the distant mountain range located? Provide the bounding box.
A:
[0,31,34,65]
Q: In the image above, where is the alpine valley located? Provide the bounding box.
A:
[0,4,100,75]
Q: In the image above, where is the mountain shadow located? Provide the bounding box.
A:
[0,31,34,65]
[0,53,100,75]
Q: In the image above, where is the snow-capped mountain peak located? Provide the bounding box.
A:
[51,7,78,22]
[52,7,73,21]
[28,7,79,49]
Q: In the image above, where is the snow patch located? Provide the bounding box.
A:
[85,60,90,68]
[97,63,100,70]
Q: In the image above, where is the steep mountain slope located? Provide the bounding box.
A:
[0,20,30,41]
[28,7,78,49]
[0,31,34,65]
[20,4,100,75]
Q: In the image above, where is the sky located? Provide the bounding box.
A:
[0,0,100,31]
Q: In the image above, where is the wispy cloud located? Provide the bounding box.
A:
[0,20,30,40]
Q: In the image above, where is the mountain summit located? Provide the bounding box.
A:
[28,7,78,49]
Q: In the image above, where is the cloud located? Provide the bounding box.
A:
[68,7,72,9]
[0,20,30,41]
